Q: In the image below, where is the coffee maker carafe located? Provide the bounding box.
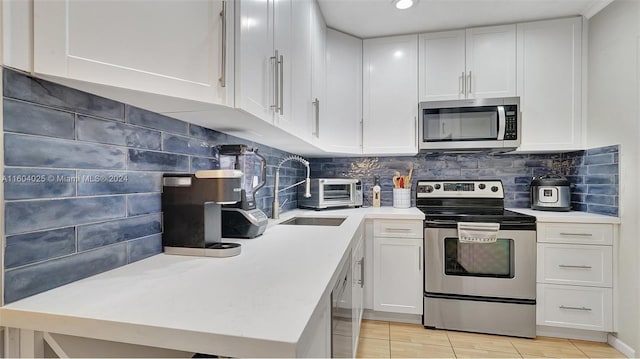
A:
[218,145,269,238]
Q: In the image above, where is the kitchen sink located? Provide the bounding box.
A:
[279,217,346,226]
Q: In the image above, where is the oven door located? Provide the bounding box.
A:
[425,227,536,300]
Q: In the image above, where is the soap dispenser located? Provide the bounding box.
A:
[372,175,381,208]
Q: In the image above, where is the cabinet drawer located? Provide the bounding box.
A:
[538,223,613,245]
[536,284,612,331]
[373,220,423,238]
[537,244,612,287]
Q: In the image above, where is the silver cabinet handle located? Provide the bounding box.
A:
[270,50,280,110]
[414,116,418,147]
[279,54,284,115]
[559,265,593,269]
[560,305,592,311]
[560,232,594,236]
[360,119,364,150]
[312,98,320,138]
[218,0,227,87]
[460,71,465,96]
[467,71,472,95]
[384,228,412,232]
[358,257,365,288]
[418,246,422,271]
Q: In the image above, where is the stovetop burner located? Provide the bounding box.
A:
[416,179,536,228]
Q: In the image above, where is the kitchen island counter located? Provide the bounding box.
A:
[0,207,423,357]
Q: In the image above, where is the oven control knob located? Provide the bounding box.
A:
[425,185,434,193]
[434,184,441,190]
[491,186,499,192]
[478,183,486,190]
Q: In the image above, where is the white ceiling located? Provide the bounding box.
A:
[317,0,614,38]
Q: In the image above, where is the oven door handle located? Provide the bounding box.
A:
[424,220,459,228]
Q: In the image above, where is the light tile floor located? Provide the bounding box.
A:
[356,320,626,358]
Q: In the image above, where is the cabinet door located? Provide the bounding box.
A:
[363,35,418,155]
[310,1,327,144]
[517,17,583,151]
[465,25,516,99]
[236,0,275,123]
[281,0,313,140]
[351,231,364,355]
[273,0,294,130]
[323,29,362,153]
[418,30,465,101]
[34,0,230,105]
[373,236,422,314]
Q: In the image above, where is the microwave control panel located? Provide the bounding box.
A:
[504,105,518,140]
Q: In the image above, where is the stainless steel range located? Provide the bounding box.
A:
[416,180,537,338]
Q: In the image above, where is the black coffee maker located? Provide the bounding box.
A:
[218,145,269,238]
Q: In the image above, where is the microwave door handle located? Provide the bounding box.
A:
[497,105,506,140]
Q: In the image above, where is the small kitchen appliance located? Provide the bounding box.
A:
[162,170,243,257]
[298,178,363,210]
[530,174,572,211]
[418,97,521,152]
[417,180,537,338]
[218,145,269,238]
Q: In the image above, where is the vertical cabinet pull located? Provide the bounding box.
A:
[467,71,472,95]
[279,54,284,115]
[312,98,320,138]
[418,247,422,271]
[460,71,465,96]
[271,50,280,110]
[361,256,365,288]
[218,0,227,87]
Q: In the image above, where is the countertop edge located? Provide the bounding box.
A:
[507,208,621,224]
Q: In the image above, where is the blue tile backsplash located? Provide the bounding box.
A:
[2,67,619,303]
[3,68,304,303]
[309,145,619,216]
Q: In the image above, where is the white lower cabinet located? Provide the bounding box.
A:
[372,220,423,315]
[536,222,616,333]
[351,227,365,356]
[297,295,331,358]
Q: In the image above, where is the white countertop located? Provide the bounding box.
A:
[0,207,424,357]
[508,208,621,224]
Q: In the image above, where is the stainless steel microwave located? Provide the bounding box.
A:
[297,178,363,210]
[418,97,521,151]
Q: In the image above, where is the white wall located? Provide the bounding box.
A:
[587,0,640,355]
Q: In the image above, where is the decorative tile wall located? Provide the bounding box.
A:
[309,145,619,216]
[559,145,619,216]
[3,68,304,303]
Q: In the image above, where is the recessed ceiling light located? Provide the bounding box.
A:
[394,0,414,10]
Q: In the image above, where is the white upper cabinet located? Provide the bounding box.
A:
[363,35,418,155]
[516,17,583,152]
[323,29,363,153]
[284,0,313,140]
[235,0,277,123]
[419,25,516,101]
[418,30,466,101]
[33,0,232,106]
[237,0,320,138]
[465,25,516,99]
[310,1,327,144]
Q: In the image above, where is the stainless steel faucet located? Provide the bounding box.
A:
[272,155,311,219]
